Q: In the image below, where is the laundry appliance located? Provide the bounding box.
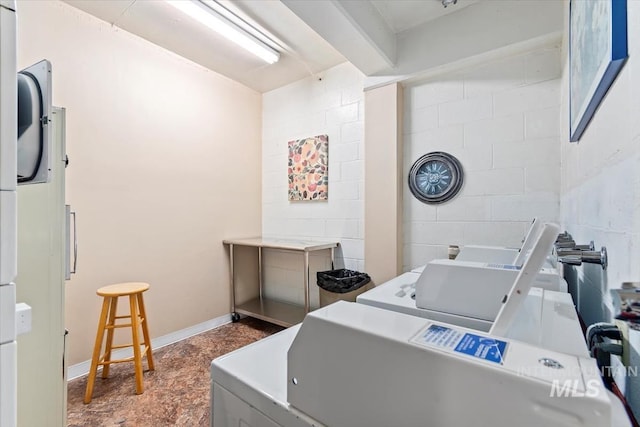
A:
[210,222,630,426]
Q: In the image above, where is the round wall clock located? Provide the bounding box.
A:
[408,152,464,204]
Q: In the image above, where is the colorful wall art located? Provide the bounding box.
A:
[288,134,328,201]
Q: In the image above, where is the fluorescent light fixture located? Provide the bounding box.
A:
[166,0,280,64]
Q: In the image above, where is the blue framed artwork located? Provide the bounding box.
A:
[570,0,628,142]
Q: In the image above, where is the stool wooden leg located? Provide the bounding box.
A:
[84,297,111,404]
[101,297,118,379]
[129,294,144,394]
[137,293,154,371]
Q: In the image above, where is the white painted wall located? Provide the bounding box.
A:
[559,0,640,417]
[262,63,365,307]
[16,1,262,365]
[363,83,404,284]
[403,44,562,270]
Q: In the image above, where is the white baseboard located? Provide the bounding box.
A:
[67,313,232,381]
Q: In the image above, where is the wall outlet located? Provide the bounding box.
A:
[16,302,32,335]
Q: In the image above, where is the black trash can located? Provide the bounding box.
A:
[317,269,372,307]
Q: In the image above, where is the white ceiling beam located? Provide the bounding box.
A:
[332,1,396,67]
[283,0,563,84]
[281,0,396,75]
[387,0,564,77]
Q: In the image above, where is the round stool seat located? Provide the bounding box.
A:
[97,282,150,297]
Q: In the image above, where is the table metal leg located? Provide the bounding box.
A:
[230,244,241,322]
[304,251,310,313]
[331,247,335,269]
[258,246,263,302]
[230,244,235,311]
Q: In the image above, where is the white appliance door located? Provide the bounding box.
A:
[0,1,16,191]
[0,341,16,426]
[0,2,17,427]
[16,107,66,426]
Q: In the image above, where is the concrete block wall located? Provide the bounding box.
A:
[403,44,563,270]
[262,63,365,307]
[559,1,640,417]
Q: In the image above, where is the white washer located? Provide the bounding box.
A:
[211,302,629,427]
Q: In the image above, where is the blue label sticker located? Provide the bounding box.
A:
[415,324,464,350]
[454,333,508,364]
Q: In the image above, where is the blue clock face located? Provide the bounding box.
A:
[416,160,452,196]
[409,152,464,204]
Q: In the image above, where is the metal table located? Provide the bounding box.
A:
[223,238,338,327]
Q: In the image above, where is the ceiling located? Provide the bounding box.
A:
[62,0,562,93]
[61,0,477,92]
[370,0,477,33]
[63,0,346,93]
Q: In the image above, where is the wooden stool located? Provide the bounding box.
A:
[84,282,155,404]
